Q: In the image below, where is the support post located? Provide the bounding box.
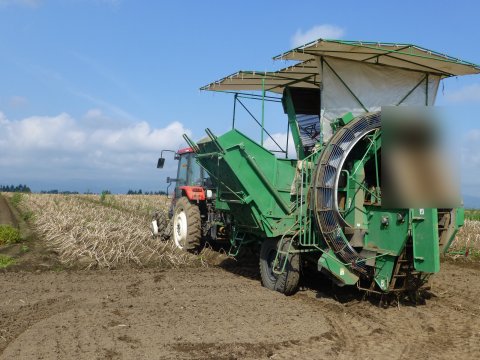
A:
[425,73,429,106]
[285,121,290,158]
[283,87,306,160]
[261,78,265,146]
[232,93,237,129]
[319,56,324,145]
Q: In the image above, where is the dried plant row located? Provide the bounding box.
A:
[17,194,201,269]
[449,219,480,258]
[80,194,170,220]
[11,193,479,268]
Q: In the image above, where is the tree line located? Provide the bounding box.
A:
[0,184,31,193]
[0,184,165,195]
[126,189,166,195]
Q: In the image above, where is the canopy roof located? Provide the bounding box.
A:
[201,39,480,93]
[200,60,319,94]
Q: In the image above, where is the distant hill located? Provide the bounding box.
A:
[463,194,480,209]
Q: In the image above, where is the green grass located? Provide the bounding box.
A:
[469,249,480,259]
[465,209,480,221]
[0,224,21,245]
[0,254,15,268]
[22,210,35,222]
[10,192,23,207]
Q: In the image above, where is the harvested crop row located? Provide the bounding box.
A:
[449,219,480,258]
[79,194,170,219]
[16,194,200,269]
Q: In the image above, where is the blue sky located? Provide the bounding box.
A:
[0,0,479,198]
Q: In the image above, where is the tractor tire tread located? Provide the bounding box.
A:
[175,197,202,252]
[259,238,300,296]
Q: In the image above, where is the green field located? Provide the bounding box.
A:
[465,209,480,221]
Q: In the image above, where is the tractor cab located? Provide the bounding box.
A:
[157,147,211,216]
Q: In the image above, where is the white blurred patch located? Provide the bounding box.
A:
[382,107,461,208]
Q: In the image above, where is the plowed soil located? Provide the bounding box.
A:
[1,195,480,359]
[0,195,16,227]
[0,262,479,360]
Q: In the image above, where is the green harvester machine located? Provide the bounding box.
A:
[175,39,480,297]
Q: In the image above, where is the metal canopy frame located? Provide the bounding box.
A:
[273,39,480,77]
[200,59,320,94]
[229,91,291,158]
[321,57,433,111]
[201,39,479,94]
[200,38,479,158]
[203,58,434,160]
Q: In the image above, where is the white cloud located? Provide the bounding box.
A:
[263,132,297,159]
[466,129,480,142]
[80,108,130,129]
[85,108,103,119]
[2,112,85,150]
[9,96,28,108]
[89,120,188,152]
[445,83,480,104]
[0,111,191,191]
[291,24,345,48]
[73,91,138,122]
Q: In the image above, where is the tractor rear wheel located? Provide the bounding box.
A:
[172,197,201,252]
[259,238,300,296]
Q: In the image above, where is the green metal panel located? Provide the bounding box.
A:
[364,207,409,256]
[194,128,297,237]
[374,255,396,292]
[186,109,457,294]
[339,112,354,126]
[344,159,368,232]
[456,207,465,228]
[411,208,440,273]
[282,88,306,160]
[318,250,359,286]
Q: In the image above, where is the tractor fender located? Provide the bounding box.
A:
[179,186,206,201]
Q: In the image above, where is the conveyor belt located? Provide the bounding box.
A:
[312,112,381,276]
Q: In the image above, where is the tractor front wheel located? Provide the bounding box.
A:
[172,197,201,252]
[259,238,300,296]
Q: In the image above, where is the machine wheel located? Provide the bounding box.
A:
[259,238,300,296]
[162,217,173,240]
[151,210,171,240]
[172,197,201,251]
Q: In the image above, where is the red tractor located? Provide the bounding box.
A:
[153,148,228,251]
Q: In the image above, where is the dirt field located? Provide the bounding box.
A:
[1,194,480,359]
[0,196,16,227]
[0,262,479,359]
